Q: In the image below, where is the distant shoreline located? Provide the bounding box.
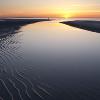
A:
[0,18,50,28]
[61,20,100,33]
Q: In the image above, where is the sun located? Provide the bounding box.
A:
[62,13,72,18]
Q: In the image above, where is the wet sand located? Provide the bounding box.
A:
[0,19,52,100]
[61,20,100,33]
[1,19,100,100]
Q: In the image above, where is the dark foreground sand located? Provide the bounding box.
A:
[61,20,100,33]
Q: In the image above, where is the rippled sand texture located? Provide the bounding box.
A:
[0,25,57,100]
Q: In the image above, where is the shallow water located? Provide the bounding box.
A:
[0,18,100,100]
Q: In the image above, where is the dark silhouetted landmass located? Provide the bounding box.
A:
[0,18,49,38]
[61,20,100,33]
[0,18,49,28]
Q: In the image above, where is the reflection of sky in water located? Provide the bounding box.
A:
[16,20,100,90]
[21,20,100,66]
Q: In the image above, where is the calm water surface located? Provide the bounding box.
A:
[0,18,100,100]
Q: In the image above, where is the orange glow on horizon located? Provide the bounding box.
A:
[1,10,100,18]
[0,0,100,18]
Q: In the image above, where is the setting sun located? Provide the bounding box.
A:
[62,13,73,18]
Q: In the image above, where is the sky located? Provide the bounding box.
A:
[0,0,100,18]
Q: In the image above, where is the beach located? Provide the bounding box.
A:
[0,18,49,28]
[61,20,100,33]
[0,18,100,100]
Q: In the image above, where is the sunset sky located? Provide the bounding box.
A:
[0,0,100,18]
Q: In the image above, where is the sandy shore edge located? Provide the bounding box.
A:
[0,18,50,28]
[61,20,100,33]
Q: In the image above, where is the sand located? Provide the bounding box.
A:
[61,20,100,33]
[0,18,50,28]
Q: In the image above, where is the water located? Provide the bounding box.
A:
[0,18,100,100]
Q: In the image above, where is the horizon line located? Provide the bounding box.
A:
[0,16,100,18]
